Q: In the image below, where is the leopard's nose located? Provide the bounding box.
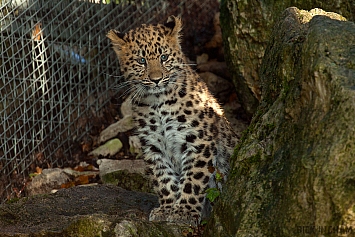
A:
[149,72,163,84]
[150,78,162,84]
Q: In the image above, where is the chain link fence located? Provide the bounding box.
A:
[0,0,219,203]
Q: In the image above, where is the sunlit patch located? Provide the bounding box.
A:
[199,90,224,116]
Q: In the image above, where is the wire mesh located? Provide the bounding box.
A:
[0,0,219,203]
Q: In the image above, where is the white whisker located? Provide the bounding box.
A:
[130,87,142,104]
[114,81,131,90]
[104,72,125,79]
[132,86,146,104]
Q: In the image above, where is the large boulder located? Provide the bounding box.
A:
[221,0,354,116]
[205,7,355,236]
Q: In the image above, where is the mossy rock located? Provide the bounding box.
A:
[206,7,355,236]
[101,170,152,193]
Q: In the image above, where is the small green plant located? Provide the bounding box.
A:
[205,168,225,203]
[200,220,208,225]
[215,171,223,182]
[205,188,220,203]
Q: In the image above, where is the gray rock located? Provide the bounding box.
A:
[99,97,135,144]
[205,7,355,236]
[89,138,123,157]
[98,117,135,144]
[97,159,146,177]
[26,167,100,196]
[97,159,151,193]
[197,60,230,80]
[26,168,71,196]
[97,96,143,159]
[196,53,209,65]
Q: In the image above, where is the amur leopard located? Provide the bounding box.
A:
[107,16,238,225]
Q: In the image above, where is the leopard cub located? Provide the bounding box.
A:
[107,16,238,225]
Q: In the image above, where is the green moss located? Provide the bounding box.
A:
[63,217,109,237]
[231,151,262,179]
[115,220,186,237]
[5,198,21,204]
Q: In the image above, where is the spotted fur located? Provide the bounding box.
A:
[107,16,238,225]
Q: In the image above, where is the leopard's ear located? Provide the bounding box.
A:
[107,30,126,50]
[165,15,182,38]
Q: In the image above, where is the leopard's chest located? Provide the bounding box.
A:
[133,94,198,160]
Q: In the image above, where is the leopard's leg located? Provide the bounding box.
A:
[146,153,180,222]
[168,144,213,225]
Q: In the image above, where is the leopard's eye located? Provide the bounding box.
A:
[138,57,146,64]
[160,54,168,62]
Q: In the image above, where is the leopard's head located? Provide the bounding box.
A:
[107,16,186,95]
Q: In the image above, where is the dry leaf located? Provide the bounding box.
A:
[74,166,85,172]
[75,175,89,185]
[207,166,215,174]
[61,181,75,189]
[32,22,42,41]
[35,166,42,174]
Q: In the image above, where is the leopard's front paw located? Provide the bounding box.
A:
[149,207,171,222]
[167,204,201,225]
